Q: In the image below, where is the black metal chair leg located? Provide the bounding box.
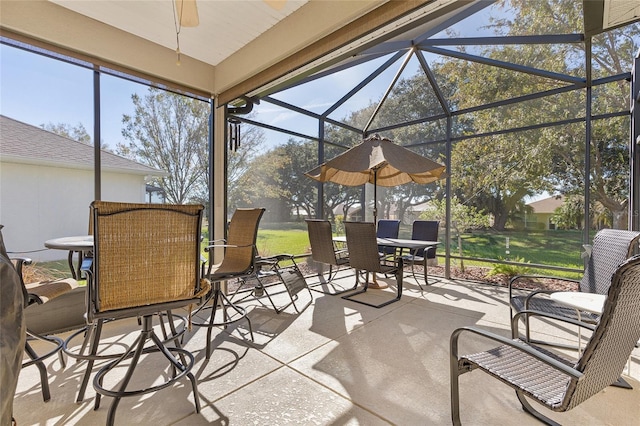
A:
[93,315,198,425]
[24,341,51,402]
[76,320,103,403]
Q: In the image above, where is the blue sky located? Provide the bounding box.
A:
[0,45,146,150]
[0,3,501,150]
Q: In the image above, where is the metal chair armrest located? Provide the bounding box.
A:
[8,255,32,279]
[450,326,583,380]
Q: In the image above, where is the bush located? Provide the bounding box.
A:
[487,257,531,278]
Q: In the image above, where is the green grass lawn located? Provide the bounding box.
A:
[257,228,310,258]
[455,230,583,265]
[36,226,587,280]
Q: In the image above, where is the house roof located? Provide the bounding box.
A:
[527,195,564,214]
[0,115,164,176]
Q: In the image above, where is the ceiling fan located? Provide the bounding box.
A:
[175,0,288,28]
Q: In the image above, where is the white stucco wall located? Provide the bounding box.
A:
[0,161,148,261]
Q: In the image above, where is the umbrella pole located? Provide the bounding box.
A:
[373,169,378,227]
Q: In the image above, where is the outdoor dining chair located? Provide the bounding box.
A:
[1,225,78,403]
[71,201,209,425]
[342,221,403,308]
[305,219,355,295]
[451,253,640,425]
[376,219,400,257]
[192,208,264,359]
[400,220,439,288]
[509,228,640,348]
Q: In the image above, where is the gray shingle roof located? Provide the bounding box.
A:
[0,115,163,176]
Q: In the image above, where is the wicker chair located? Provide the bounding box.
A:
[400,220,439,288]
[451,254,640,425]
[192,208,264,359]
[509,228,640,347]
[79,201,209,426]
[341,221,403,308]
[305,219,355,295]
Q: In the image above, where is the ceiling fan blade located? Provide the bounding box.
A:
[264,0,287,11]
[175,0,199,27]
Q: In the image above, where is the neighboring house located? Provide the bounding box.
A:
[525,195,564,230]
[0,115,165,261]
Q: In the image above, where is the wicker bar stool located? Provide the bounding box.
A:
[78,201,209,426]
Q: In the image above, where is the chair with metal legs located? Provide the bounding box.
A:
[376,219,400,258]
[305,219,354,295]
[400,220,439,288]
[341,221,403,308]
[229,253,313,314]
[7,239,78,402]
[451,254,640,425]
[77,201,209,426]
[509,228,640,348]
[192,208,264,359]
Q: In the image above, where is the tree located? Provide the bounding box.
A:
[424,0,640,230]
[117,88,210,204]
[552,195,584,230]
[270,139,318,220]
[226,121,266,211]
[488,0,640,228]
[420,196,489,271]
[42,122,91,144]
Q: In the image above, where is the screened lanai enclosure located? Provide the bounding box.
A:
[1,0,640,280]
[225,1,640,277]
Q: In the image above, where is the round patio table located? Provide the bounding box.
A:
[44,236,93,280]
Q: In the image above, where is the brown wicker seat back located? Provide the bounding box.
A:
[90,201,205,318]
[345,221,386,273]
[306,219,341,265]
[211,208,265,276]
[565,254,640,409]
[579,229,640,294]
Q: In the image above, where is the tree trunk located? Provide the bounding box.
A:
[612,208,627,229]
[493,212,509,231]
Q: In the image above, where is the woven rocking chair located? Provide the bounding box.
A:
[451,254,640,425]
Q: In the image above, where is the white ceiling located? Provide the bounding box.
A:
[50,0,309,66]
[603,0,640,30]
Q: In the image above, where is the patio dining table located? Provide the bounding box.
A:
[333,235,439,279]
[333,235,439,255]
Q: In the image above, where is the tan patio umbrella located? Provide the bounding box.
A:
[305,134,447,223]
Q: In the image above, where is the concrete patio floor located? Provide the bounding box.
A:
[14,271,640,425]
